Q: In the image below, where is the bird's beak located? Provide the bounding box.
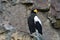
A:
[34,9,38,13]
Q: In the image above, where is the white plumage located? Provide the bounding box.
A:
[34,16,42,25]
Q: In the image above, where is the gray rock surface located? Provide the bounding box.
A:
[37,12,60,40]
[0,0,60,40]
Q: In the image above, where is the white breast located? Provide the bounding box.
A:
[34,16,42,25]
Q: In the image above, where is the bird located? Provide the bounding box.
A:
[28,9,42,37]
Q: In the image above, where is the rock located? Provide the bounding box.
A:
[4,24,12,30]
[0,4,4,14]
[20,0,34,3]
[54,20,60,28]
[34,0,51,11]
[2,21,15,31]
[0,25,6,34]
[19,0,34,6]
[0,34,6,40]
[0,21,15,34]
[11,31,35,40]
[7,0,17,6]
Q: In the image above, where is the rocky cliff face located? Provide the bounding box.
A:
[0,0,60,40]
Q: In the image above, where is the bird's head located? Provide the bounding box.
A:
[31,9,38,13]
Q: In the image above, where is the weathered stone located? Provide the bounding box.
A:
[19,0,34,7]
[20,0,34,3]
[56,13,60,19]
[0,2,4,14]
[34,0,51,10]
[0,25,6,34]
[54,0,60,11]
[0,34,6,40]
[54,20,60,28]
[7,0,17,6]
[0,0,60,40]
[51,0,60,19]
[37,12,60,40]
[0,21,15,34]
[49,0,60,29]
[11,31,35,40]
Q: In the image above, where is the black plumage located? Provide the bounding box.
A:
[28,10,42,35]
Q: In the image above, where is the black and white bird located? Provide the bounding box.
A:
[28,9,42,36]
